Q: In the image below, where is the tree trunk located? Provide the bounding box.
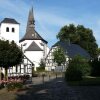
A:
[0,67,1,81]
[5,67,8,81]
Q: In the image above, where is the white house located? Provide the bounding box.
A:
[45,41,91,72]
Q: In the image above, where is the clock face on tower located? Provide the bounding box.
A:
[32,34,34,37]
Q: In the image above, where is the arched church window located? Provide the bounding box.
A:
[6,27,9,32]
[12,28,15,32]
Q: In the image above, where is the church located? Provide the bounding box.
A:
[0,7,49,77]
[19,8,49,71]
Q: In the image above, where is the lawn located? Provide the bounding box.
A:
[67,76,100,86]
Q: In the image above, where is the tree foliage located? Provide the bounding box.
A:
[53,47,66,66]
[57,24,98,58]
[65,55,91,81]
[0,40,23,67]
[37,60,45,71]
[97,48,100,55]
[39,60,46,68]
[90,59,100,76]
[0,40,23,80]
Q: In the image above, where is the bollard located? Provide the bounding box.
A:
[49,75,50,80]
[42,72,45,84]
[56,73,57,79]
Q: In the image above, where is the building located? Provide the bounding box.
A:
[45,41,91,71]
[0,7,49,77]
[0,17,34,76]
[0,18,19,44]
[19,8,49,71]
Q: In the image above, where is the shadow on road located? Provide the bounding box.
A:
[16,77,64,100]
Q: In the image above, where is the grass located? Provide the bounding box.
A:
[67,76,100,86]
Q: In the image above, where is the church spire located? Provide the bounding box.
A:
[27,7,35,29]
[19,7,48,43]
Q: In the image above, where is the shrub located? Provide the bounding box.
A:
[37,67,45,72]
[65,55,91,81]
[14,82,23,89]
[0,83,4,89]
[7,82,23,91]
[65,62,83,81]
[91,59,100,76]
[7,82,15,91]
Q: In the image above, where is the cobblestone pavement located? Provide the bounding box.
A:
[16,76,100,100]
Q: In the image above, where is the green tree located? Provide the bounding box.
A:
[39,60,45,68]
[57,24,98,58]
[0,40,23,80]
[53,47,66,66]
[97,48,100,55]
[37,60,45,71]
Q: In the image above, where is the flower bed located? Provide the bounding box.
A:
[7,81,23,91]
[0,75,30,91]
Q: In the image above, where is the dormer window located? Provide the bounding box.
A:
[6,27,9,32]
[12,28,15,32]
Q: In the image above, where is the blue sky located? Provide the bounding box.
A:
[0,0,100,47]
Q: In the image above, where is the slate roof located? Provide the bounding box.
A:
[0,18,19,24]
[52,41,91,59]
[19,29,47,43]
[19,8,47,43]
[25,41,43,51]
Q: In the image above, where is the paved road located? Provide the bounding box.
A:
[16,76,100,100]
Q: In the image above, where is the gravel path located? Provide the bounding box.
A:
[16,76,100,100]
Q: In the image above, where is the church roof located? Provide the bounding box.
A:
[19,7,47,43]
[25,41,43,51]
[19,29,47,43]
[0,18,19,24]
[52,41,91,59]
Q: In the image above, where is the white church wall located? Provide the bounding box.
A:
[0,23,19,44]
[34,40,50,58]
[0,26,1,34]
[20,39,49,60]
[24,51,43,71]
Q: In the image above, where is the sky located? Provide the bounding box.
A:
[0,0,100,48]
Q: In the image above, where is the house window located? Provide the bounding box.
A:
[6,27,9,32]
[12,28,15,32]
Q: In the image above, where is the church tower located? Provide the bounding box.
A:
[20,7,47,43]
[0,18,19,44]
[20,7,49,70]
